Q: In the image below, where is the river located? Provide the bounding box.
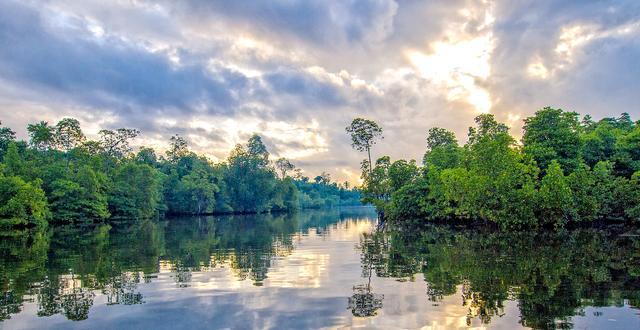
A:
[1,207,639,329]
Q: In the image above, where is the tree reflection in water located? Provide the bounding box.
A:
[1,210,639,327]
[348,226,384,317]
[103,272,144,305]
[35,273,95,321]
[356,223,640,328]
[0,212,307,321]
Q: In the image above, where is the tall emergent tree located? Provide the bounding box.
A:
[0,121,16,157]
[99,128,140,158]
[346,118,383,175]
[27,121,54,151]
[53,118,85,152]
[275,157,295,178]
[166,134,189,162]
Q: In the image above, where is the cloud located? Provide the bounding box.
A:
[0,0,639,184]
[166,0,399,48]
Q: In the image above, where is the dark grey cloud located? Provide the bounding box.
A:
[0,1,241,115]
[167,0,398,47]
[264,70,346,107]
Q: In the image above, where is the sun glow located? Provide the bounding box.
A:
[406,4,495,114]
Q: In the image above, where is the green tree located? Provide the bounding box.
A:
[566,163,598,222]
[538,161,574,228]
[423,128,461,169]
[27,121,54,151]
[346,118,383,175]
[388,159,418,192]
[54,118,85,152]
[3,142,25,178]
[178,161,219,215]
[136,147,158,166]
[275,157,295,178]
[99,128,140,158]
[109,162,164,219]
[0,121,16,158]
[247,134,270,166]
[223,141,277,213]
[166,134,189,162]
[0,174,49,227]
[49,166,109,223]
[522,107,582,172]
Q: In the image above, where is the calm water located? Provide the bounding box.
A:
[1,207,639,329]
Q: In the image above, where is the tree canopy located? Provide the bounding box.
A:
[351,108,640,229]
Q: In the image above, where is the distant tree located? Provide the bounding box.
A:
[314,172,331,184]
[346,118,383,175]
[537,160,574,228]
[54,118,85,152]
[426,127,457,150]
[136,147,158,166]
[99,128,140,158]
[166,135,189,162]
[423,127,461,168]
[0,174,49,227]
[467,114,509,145]
[522,107,582,172]
[27,121,54,151]
[293,168,304,180]
[109,162,164,219]
[275,157,295,178]
[0,121,16,156]
[49,166,109,222]
[247,134,269,166]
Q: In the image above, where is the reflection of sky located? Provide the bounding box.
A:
[4,211,640,329]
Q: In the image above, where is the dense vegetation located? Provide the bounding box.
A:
[348,108,640,229]
[0,119,360,228]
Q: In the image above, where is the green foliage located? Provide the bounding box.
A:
[0,174,49,227]
[0,119,360,227]
[223,143,277,213]
[49,166,110,223]
[98,128,139,158]
[0,122,16,159]
[538,161,574,228]
[109,162,164,219]
[522,107,582,172]
[53,118,85,152]
[423,128,461,170]
[27,121,54,151]
[359,225,640,327]
[345,118,384,153]
[355,109,640,229]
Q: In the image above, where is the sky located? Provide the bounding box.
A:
[1,0,639,184]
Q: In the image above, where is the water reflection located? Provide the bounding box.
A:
[357,224,640,328]
[0,209,639,329]
[348,230,384,317]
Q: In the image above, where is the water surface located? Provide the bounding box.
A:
[1,207,639,329]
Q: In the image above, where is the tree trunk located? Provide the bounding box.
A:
[367,147,372,176]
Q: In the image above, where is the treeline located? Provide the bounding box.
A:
[0,118,360,227]
[348,108,640,229]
